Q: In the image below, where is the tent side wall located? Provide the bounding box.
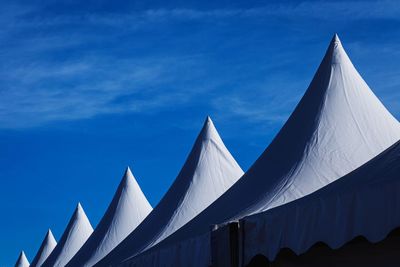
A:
[240,182,400,264]
[209,219,400,267]
[245,228,400,267]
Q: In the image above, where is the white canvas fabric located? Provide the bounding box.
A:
[30,229,57,267]
[243,140,400,264]
[120,34,400,267]
[66,167,152,267]
[15,251,30,267]
[96,116,244,266]
[41,203,94,267]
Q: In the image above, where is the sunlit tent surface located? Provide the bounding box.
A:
[243,140,400,265]
[15,251,29,267]
[66,167,152,267]
[120,34,400,266]
[30,229,57,267]
[42,203,93,267]
[96,116,244,266]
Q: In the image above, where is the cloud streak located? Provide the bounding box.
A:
[1,0,400,129]
[0,54,212,128]
[4,1,400,31]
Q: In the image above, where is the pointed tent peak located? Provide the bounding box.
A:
[75,202,83,213]
[15,251,29,267]
[45,228,56,242]
[204,115,216,129]
[126,165,132,173]
[120,166,140,189]
[113,166,151,214]
[324,33,348,65]
[197,115,223,144]
[204,115,217,133]
[73,202,90,221]
[120,166,133,184]
[332,33,341,44]
[115,166,146,200]
[202,115,216,138]
[41,202,93,267]
[115,167,151,212]
[64,166,152,267]
[30,229,57,267]
[19,251,27,259]
[124,166,134,179]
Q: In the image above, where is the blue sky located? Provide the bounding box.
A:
[1,0,400,266]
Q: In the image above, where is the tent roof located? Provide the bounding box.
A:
[167,33,400,239]
[15,251,29,267]
[243,140,400,263]
[66,167,152,267]
[122,34,400,267]
[41,203,93,267]
[30,229,57,267]
[95,116,244,266]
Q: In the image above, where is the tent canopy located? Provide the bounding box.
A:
[243,140,400,264]
[30,229,57,267]
[66,167,152,267]
[41,203,93,267]
[15,251,30,267]
[96,116,244,266]
[121,34,400,267]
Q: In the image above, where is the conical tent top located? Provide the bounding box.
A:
[206,32,400,217]
[333,33,340,43]
[47,228,53,236]
[129,35,400,267]
[197,115,222,143]
[122,166,134,184]
[30,228,57,267]
[44,229,57,246]
[41,203,93,267]
[72,202,89,221]
[15,251,29,267]
[95,116,244,266]
[65,167,152,267]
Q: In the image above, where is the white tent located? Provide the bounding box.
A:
[242,140,400,265]
[95,116,244,266]
[41,203,93,267]
[121,34,400,266]
[66,167,152,267]
[30,229,57,267]
[15,251,29,267]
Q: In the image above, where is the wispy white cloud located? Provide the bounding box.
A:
[1,0,400,129]
[5,1,400,30]
[0,55,211,128]
[211,77,306,125]
[256,0,400,20]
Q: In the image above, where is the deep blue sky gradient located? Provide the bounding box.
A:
[1,1,400,266]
